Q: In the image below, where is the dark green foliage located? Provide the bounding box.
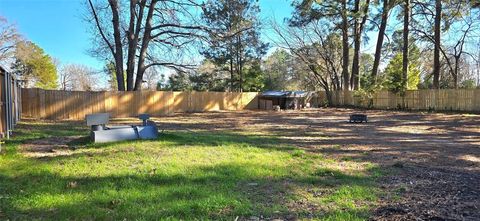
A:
[190,72,226,92]
[263,49,292,90]
[359,53,375,89]
[460,79,477,89]
[290,0,342,26]
[201,0,268,92]
[166,71,192,91]
[242,62,264,92]
[11,41,58,89]
[383,53,420,93]
[103,61,123,91]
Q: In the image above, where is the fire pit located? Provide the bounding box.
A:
[349,114,368,123]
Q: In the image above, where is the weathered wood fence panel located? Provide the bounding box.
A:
[21,88,480,120]
[318,89,480,112]
[0,67,21,138]
[21,88,259,120]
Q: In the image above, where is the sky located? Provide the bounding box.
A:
[0,0,295,71]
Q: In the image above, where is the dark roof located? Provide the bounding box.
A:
[260,91,309,98]
[261,91,288,97]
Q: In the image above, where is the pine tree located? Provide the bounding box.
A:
[201,0,268,92]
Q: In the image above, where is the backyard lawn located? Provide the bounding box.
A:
[1,109,479,220]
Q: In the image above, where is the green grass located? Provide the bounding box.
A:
[0,121,383,220]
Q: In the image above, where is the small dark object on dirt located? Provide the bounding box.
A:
[393,161,405,168]
[349,114,368,123]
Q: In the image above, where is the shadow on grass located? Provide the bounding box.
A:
[0,120,382,220]
[0,162,379,220]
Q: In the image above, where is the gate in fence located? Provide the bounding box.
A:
[0,66,21,139]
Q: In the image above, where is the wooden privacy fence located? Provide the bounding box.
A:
[317,89,480,112]
[0,66,21,138]
[21,88,258,120]
[21,88,480,120]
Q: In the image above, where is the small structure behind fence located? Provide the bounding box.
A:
[0,66,21,138]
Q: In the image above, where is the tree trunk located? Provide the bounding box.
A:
[133,0,157,91]
[341,0,350,91]
[325,89,333,107]
[402,0,409,90]
[433,0,442,89]
[454,57,459,89]
[238,35,243,92]
[351,0,361,90]
[126,0,145,90]
[230,57,234,92]
[108,0,125,91]
[351,0,370,90]
[371,0,389,82]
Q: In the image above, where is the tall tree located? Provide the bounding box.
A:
[263,49,293,90]
[448,16,476,88]
[0,16,20,63]
[341,0,350,91]
[433,0,442,89]
[412,0,474,89]
[402,0,410,90]
[384,53,420,93]
[290,0,351,91]
[371,0,397,81]
[201,0,268,92]
[87,0,204,91]
[273,20,344,104]
[351,0,370,90]
[87,0,125,90]
[11,41,58,89]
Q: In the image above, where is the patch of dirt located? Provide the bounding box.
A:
[372,165,480,221]
[149,109,480,220]
[21,136,88,158]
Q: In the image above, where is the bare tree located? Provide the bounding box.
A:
[142,66,162,90]
[86,0,205,91]
[290,0,351,91]
[446,15,478,88]
[60,64,99,91]
[272,21,343,105]
[412,1,478,88]
[0,16,20,64]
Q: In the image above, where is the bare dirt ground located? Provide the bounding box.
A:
[148,108,480,220]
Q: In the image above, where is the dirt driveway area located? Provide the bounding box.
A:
[150,108,480,220]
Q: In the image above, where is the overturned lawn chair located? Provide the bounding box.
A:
[86,113,159,143]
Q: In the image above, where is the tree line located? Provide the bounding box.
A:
[274,0,480,104]
[1,0,479,101]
